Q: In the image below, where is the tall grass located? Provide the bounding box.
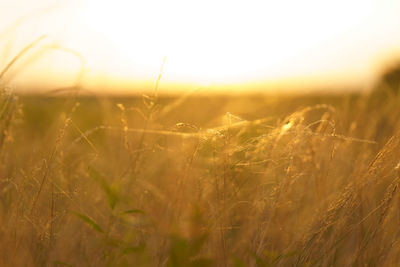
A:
[1,40,400,266]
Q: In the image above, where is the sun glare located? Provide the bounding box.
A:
[84,0,374,85]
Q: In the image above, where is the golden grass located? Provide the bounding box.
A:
[0,81,399,267]
[1,36,400,266]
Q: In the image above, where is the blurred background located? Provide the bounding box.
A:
[2,0,400,94]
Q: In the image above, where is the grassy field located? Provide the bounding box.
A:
[0,85,400,266]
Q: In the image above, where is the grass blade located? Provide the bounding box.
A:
[71,211,104,234]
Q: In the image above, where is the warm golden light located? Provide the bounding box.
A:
[83,0,379,85]
[2,0,400,91]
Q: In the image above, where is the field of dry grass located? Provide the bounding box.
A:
[0,84,400,266]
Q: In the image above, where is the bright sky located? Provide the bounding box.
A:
[2,0,400,93]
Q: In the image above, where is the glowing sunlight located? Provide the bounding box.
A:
[2,0,400,92]
[83,0,378,85]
